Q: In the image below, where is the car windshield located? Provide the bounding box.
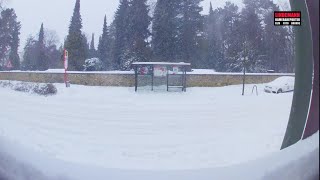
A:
[1,0,318,180]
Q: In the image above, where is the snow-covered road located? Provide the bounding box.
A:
[0,82,293,170]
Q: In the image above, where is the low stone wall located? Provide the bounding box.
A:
[187,74,294,87]
[0,71,294,87]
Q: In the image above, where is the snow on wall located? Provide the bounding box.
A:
[1,69,295,76]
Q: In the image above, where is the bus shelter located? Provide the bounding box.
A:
[132,62,191,92]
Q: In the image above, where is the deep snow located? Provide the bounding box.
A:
[0,123,318,180]
[0,81,294,171]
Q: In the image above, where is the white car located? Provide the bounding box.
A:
[264,76,295,94]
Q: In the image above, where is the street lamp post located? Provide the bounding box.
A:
[242,41,247,96]
[242,57,248,96]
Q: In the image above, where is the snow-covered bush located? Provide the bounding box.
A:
[83,58,103,71]
[0,81,14,89]
[33,84,57,96]
[0,81,57,96]
[13,83,34,93]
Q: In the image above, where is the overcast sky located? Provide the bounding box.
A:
[4,0,288,52]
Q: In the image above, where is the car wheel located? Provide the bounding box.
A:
[277,89,283,94]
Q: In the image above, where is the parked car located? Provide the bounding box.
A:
[264,76,295,94]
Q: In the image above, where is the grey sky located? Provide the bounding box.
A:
[5,0,242,50]
[4,0,288,52]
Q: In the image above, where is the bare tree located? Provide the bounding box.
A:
[0,0,7,11]
[44,29,60,47]
[0,0,3,11]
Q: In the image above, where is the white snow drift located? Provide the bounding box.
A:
[0,81,294,171]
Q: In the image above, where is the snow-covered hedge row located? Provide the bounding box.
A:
[0,81,57,96]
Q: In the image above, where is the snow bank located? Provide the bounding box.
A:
[0,132,318,180]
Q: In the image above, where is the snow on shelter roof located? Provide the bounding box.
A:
[132,62,191,66]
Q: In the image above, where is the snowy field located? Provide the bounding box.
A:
[0,81,319,180]
[0,84,293,170]
[0,82,294,171]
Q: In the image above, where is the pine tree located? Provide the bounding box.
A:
[98,15,111,70]
[112,0,130,70]
[262,1,291,72]
[124,0,151,69]
[0,8,21,70]
[220,2,243,72]
[240,0,264,72]
[37,23,49,70]
[46,44,61,69]
[9,23,20,70]
[64,0,88,71]
[203,2,223,69]
[22,36,38,70]
[152,0,181,62]
[89,33,97,58]
[176,0,203,67]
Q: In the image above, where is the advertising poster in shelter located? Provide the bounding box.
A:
[154,66,167,77]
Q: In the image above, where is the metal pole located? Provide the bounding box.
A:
[181,66,185,91]
[242,65,246,96]
[166,66,169,91]
[64,69,67,87]
[151,65,154,91]
[242,41,247,96]
[184,66,187,92]
[135,66,138,92]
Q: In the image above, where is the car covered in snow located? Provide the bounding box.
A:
[264,76,295,94]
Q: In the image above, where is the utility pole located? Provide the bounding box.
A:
[242,40,247,96]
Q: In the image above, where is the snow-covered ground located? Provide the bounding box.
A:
[0,81,294,171]
[0,131,318,180]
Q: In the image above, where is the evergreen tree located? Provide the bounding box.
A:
[262,0,291,72]
[37,23,49,70]
[152,0,181,62]
[203,2,223,69]
[47,44,62,69]
[0,8,21,70]
[239,0,264,72]
[98,15,111,70]
[8,15,20,70]
[124,0,151,69]
[89,33,97,58]
[22,36,38,70]
[90,33,95,51]
[64,0,88,71]
[112,0,130,70]
[176,0,204,67]
[220,2,243,72]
